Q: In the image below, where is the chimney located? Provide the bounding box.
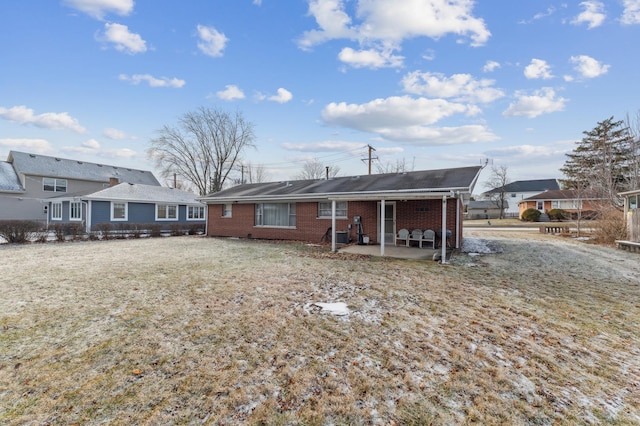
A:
[109,177,119,186]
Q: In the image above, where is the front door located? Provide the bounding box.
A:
[536,201,545,213]
[377,202,396,244]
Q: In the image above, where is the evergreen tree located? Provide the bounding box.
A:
[560,116,634,208]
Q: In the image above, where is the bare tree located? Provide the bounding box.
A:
[233,162,269,185]
[147,107,255,195]
[624,110,640,190]
[296,158,340,180]
[484,165,510,219]
[375,158,414,174]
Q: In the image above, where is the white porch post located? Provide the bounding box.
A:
[380,199,386,256]
[441,195,447,264]
[455,194,460,249]
[331,200,337,252]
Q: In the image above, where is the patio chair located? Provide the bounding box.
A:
[395,228,410,246]
[422,229,435,249]
[409,229,423,247]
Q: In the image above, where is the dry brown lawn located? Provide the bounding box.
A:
[1,231,639,425]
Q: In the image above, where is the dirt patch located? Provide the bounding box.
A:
[1,233,639,424]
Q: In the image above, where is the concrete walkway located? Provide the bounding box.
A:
[339,243,440,260]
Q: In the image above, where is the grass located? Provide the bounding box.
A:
[1,235,639,424]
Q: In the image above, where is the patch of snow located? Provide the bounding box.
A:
[462,237,504,254]
[313,302,350,316]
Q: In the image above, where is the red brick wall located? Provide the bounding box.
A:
[207,198,463,246]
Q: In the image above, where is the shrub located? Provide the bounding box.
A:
[187,223,204,235]
[0,220,42,244]
[146,223,162,237]
[593,208,626,244]
[548,208,569,221]
[170,223,185,236]
[521,208,541,222]
[95,222,112,240]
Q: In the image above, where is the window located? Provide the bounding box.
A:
[222,203,232,218]
[70,201,82,221]
[188,205,205,220]
[511,193,517,198]
[51,202,62,220]
[111,202,127,221]
[629,195,637,210]
[318,201,347,218]
[156,204,178,220]
[43,178,67,193]
[255,203,296,227]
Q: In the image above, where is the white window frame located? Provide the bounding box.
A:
[255,203,296,228]
[318,201,347,218]
[222,203,232,218]
[43,177,67,193]
[111,202,128,221]
[51,202,62,220]
[187,205,205,220]
[156,204,178,221]
[70,201,82,221]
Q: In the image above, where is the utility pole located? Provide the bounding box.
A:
[361,144,378,175]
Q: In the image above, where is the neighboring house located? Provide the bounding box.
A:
[0,151,160,222]
[480,179,559,217]
[518,189,603,219]
[619,189,640,244]
[200,166,483,256]
[466,200,509,220]
[47,182,206,233]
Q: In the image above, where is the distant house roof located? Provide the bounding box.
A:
[468,200,509,210]
[521,189,602,202]
[202,166,483,203]
[483,179,559,194]
[0,161,23,192]
[85,182,202,204]
[8,151,160,186]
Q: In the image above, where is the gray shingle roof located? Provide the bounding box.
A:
[483,179,559,194]
[85,183,202,204]
[203,166,483,202]
[8,151,160,186]
[0,161,23,192]
[522,189,601,201]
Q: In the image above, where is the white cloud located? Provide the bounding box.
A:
[503,88,567,118]
[320,95,496,144]
[401,71,505,103]
[83,139,101,149]
[216,85,245,101]
[338,47,403,68]
[103,128,127,139]
[100,23,147,54]
[524,59,553,80]
[0,138,52,154]
[621,0,640,24]
[572,1,606,29]
[62,0,134,20]
[570,55,610,78]
[119,74,186,88]
[0,105,86,133]
[196,25,228,57]
[281,141,368,152]
[298,0,490,68]
[375,124,499,145]
[268,88,293,103]
[483,60,500,72]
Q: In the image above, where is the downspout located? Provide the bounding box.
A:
[331,200,337,253]
[441,195,447,264]
[86,200,92,233]
[455,191,461,249]
[380,199,386,257]
[82,201,89,234]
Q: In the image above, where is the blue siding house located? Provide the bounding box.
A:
[48,182,206,234]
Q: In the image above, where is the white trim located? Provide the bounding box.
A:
[69,201,82,221]
[111,201,128,221]
[155,204,179,221]
[51,201,63,220]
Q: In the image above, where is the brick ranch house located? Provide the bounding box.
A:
[201,166,483,256]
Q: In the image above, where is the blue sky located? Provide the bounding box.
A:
[1,0,639,192]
